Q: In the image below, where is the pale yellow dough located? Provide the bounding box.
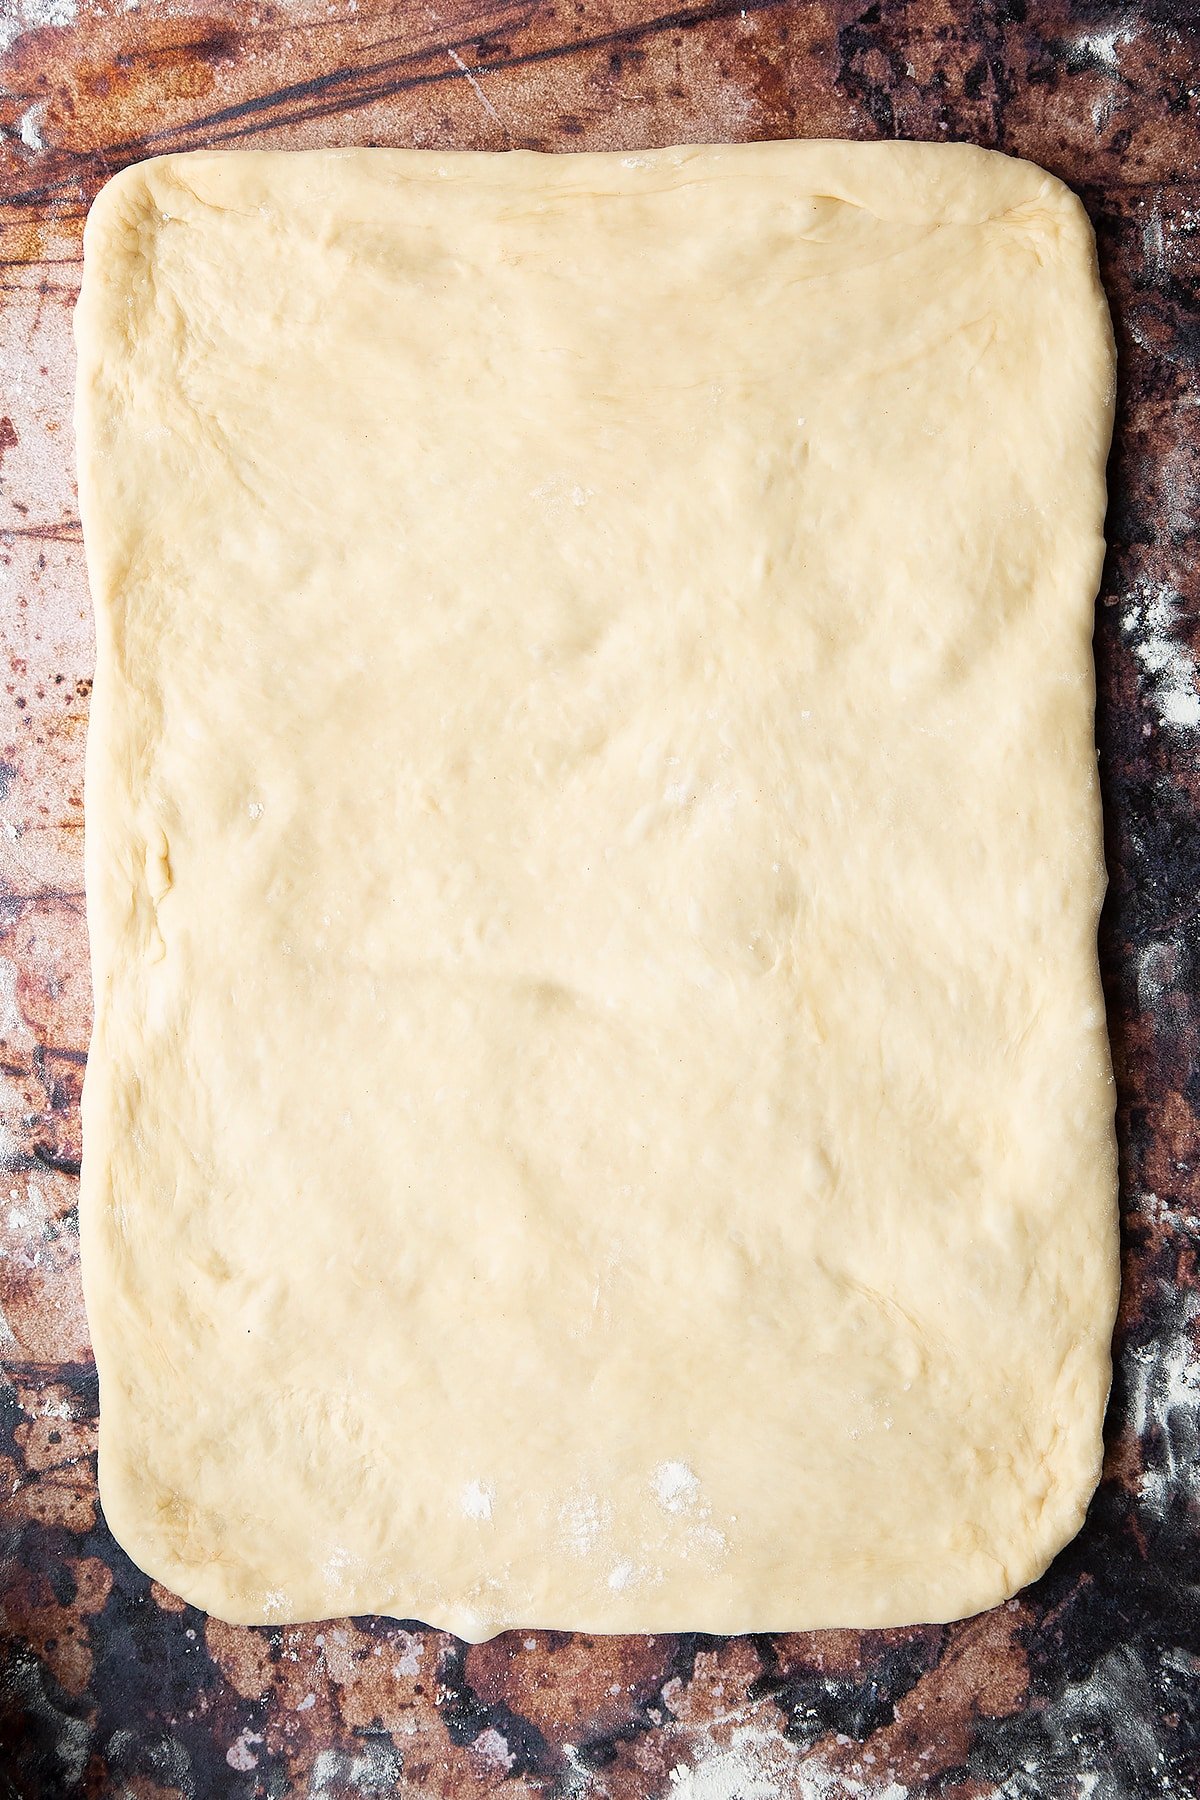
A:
[76,140,1119,1639]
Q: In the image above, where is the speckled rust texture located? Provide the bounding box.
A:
[1,3,1198,1796]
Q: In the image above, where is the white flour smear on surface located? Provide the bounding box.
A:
[664,1725,916,1800]
[1123,1285,1200,1513]
[0,0,78,55]
[0,957,23,1039]
[557,1721,920,1800]
[1070,24,1131,71]
[17,99,46,151]
[1136,939,1181,1014]
[308,1740,404,1796]
[1122,582,1200,731]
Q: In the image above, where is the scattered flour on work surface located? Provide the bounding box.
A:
[665,1725,910,1800]
[1123,581,1200,730]
[1123,1282,1200,1513]
[0,0,77,55]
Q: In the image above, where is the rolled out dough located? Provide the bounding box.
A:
[76,140,1118,1639]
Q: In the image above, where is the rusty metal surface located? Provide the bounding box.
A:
[1,2,1199,1795]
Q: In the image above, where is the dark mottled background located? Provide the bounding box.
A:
[1,2,1198,1796]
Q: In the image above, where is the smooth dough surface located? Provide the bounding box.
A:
[76,140,1118,1639]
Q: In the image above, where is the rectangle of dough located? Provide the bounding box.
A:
[76,140,1118,1639]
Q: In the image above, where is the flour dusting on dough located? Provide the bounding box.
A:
[653,1461,700,1513]
[530,474,596,513]
[461,1479,494,1521]
[560,1486,612,1555]
[322,1545,356,1591]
